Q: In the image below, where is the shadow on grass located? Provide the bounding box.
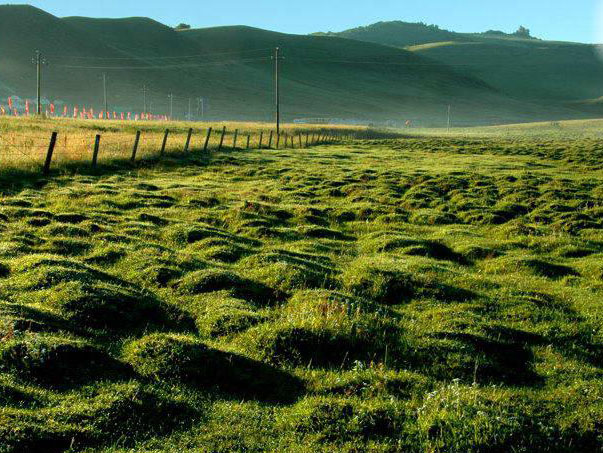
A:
[423,331,544,386]
[0,150,211,194]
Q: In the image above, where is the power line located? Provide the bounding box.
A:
[54,56,270,70]
[47,47,274,61]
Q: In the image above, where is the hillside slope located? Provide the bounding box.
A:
[0,6,593,125]
[318,21,603,107]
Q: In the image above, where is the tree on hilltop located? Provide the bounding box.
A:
[514,26,532,38]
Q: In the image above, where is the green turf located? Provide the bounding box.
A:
[0,119,601,452]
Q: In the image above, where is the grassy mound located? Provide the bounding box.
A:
[308,368,432,399]
[3,256,192,332]
[278,396,402,445]
[407,331,541,385]
[42,281,189,332]
[0,334,129,387]
[341,255,475,304]
[482,256,579,279]
[191,237,253,263]
[241,250,337,294]
[0,301,66,335]
[360,232,466,263]
[174,269,277,305]
[191,292,267,338]
[0,382,195,453]
[409,209,460,225]
[123,333,303,402]
[239,290,401,368]
[168,223,260,248]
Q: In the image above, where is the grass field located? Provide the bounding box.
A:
[0,118,602,452]
[0,117,371,179]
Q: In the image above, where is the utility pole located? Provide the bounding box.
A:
[102,73,108,117]
[32,50,46,115]
[272,47,284,134]
[168,94,174,120]
[198,97,205,119]
[142,85,148,114]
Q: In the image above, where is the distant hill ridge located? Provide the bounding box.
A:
[316,20,603,105]
[313,21,540,48]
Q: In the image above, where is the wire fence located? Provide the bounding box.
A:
[0,125,375,175]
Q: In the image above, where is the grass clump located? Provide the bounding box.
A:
[191,292,267,338]
[40,281,187,331]
[241,250,337,295]
[3,255,192,332]
[341,255,416,304]
[342,255,474,304]
[481,255,579,279]
[278,396,403,446]
[238,290,401,368]
[174,269,277,305]
[0,333,128,387]
[123,333,303,402]
[360,231,466,263]
[0,382,195,453]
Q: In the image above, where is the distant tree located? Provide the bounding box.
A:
[175,23,191,30]
[514,26,531,38]
[484,30,506,36]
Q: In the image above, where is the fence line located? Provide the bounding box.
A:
[0,126,369,175]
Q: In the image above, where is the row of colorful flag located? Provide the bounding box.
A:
[1,97,169,121]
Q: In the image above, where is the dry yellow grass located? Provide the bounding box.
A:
[0,117,368,172]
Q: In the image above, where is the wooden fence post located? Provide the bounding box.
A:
[258,131,263,149]
[246,135,250,149]
[43,131,57,175]
[233,129,238,149]
[203,127,212,152]
[218,126,226,151]
[131,130,141,162]
[305,133,309,147]
[183,127,193,152]
[160,129,169,157]
[92,134,101,168]
[268,131,273,149]
[298,134,302,148]
[276,133,280,149]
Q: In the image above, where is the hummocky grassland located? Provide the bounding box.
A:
[0,118,602,452]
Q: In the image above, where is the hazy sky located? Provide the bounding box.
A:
[8,0,603,43]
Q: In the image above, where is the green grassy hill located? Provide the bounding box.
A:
[318,21,603,110]
[0,6,597,125]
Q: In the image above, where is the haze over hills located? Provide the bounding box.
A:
[0,5,601,125]
[317,21,603,109]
